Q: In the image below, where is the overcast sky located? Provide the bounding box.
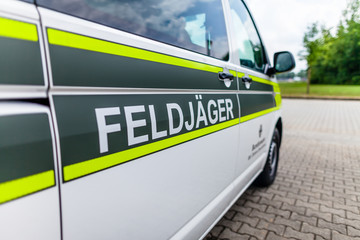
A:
[246,0,350,72]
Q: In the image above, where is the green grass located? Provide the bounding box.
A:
[278,82,360,98]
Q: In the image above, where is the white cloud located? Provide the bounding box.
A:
[246,0,349,72]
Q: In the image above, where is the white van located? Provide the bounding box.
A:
[0,0,295,239]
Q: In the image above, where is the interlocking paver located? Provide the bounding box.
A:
[239,224,267,240]
[289,212,317,226]
[332,230,360,240]
[319,205,345,218]
[346,210,360,221]
[348,226,360,237]
[218,228,250,240]
[233,213,259,228]
[317,219,347,235]
[257,220,285,236]
[274,216,301,231]
[225,210,237,220]
[284,227,314,240]
[206,99,360,240]
[301,222,331,239]
[266,206,291,219]
[259,198,282,209]
[281,203,306,215]
[266,232,293,240]
[218,219,242,232]
[305,208,332,222]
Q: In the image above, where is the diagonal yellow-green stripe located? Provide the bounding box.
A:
[0,170,55,204]
[237,73,281,91]
[240,107,280,123]
[250,75,278,87]
[275,93,282,107]
[0,17,38,42]
[63,118,239,181]
[47,28,223,74]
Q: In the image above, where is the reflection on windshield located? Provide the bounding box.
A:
[229,0,265,71]
[39,0,229,60]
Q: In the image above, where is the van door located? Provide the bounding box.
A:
[0,103,61,240]
[37,0,241,238]
[227,0,280,189]
[0,1,61,240]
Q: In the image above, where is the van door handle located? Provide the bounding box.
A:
[218,72,234,81]
[241,76,252,83]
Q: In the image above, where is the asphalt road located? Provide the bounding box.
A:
[206,99,360,240]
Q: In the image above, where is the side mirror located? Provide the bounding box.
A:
[267,51,296,75]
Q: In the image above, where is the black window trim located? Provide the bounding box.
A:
[236,0,271,74]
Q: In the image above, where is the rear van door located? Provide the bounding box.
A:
[37,0,241,238]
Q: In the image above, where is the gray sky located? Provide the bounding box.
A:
[246,0,349,72]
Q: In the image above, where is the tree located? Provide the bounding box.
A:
[276,71,295,80]
[296,70,307,79]
[300,0,360,85]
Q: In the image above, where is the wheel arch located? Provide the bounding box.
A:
[275,117,283,147]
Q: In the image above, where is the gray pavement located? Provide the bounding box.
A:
[206,99,360,240]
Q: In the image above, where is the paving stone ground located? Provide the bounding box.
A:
[206,99,360,240]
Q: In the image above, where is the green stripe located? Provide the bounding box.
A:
[0,18,43,86]
[0,36,44,85]
[48,28,222,74]
[0,17,38,42]
[0,114,55,183]
[240,107,280,123]
[49,45,233,89]
[0,170,55,204]
[238,93,275,117]
[63,118,239,181]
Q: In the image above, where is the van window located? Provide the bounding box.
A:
[37,0,229,60]
[229,0,266,72]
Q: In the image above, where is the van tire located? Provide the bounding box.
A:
[255,128,280,187]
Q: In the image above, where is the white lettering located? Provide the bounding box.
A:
[225,99,234,119]
[95,107,121,153]
[185,102,195,131]
[124,105,148,146]
[196,101,208,128]
[167,103,184,135]
[149,105,167,140]
[217,99,226,122]
[207,100,218,124]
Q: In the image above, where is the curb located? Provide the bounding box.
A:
[282,95,360,101]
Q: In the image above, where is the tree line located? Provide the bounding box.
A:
[300,0,360,85]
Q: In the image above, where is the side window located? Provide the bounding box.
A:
[37,0,229,60]
[229,0,266,72]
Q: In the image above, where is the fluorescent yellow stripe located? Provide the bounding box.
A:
[237,72,280,89]
[47,28,223,74]
[229,70,237,77]
[0,170,55,204]
[250,75,278,86]
[237,72,245,78]
[273,84,281,93]
[240,107,280,123]
[64,118,239,181]
[0,17,38,42]
[275,93,282,107]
